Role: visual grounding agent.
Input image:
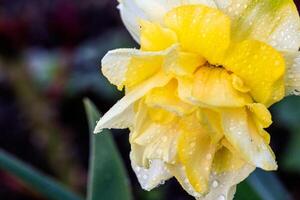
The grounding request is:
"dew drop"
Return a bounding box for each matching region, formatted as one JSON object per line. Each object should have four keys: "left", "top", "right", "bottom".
{"left": 206, "top": 154, "right": 212, "bottom": 160}
{"left": 217, "top": 195, "right": 225, "bottom": 200}
{"left": 212, "top": 180, "right": 219, "bottom": 188}
{"left": 142, "top": 174, "right": 148, "bottom": 180}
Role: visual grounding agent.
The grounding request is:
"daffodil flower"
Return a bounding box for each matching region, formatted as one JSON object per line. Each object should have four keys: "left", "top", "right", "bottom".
{"left": 95, "top": 0, "right": 300, "bottom": 199}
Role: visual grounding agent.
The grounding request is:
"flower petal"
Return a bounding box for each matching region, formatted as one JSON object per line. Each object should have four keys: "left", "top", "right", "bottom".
{"left": 145, "top": 79, "right": 196, "bottom": 115}
{"left": 192, "top": 66, "right": 253, "bottom": 107}
{"left": 178, "top": 114, "right": 217, "bottom": 194}
{"left": 101, "top": 45, "right": 177, "bottom": 90}
{"left": 140, "top": 20, "right": 178, "bottom": 51}
{"left": 131, "top": 156, "right": 172, "bottom": 191}
{"left": 214, "top": 0, "right": 300, "bottom": 51}
{"left": 223, "top": 40, "right": 286, "bottom": 106}
{"left": 164, "top": 5, "right": 231, "bottom": 64}
{"left": 282, "top": 51, "right": 300, "bottom": 95}
{"left": 118, "top": 0, "right": 217, "bottom": 42}
{"left": 220, "top": 107, "right": 277, "bottom": 171}
{"left": 247, "top": 103, "right": 272, "bottom": 128}
{"left": 94, "top": 71, "right": 171, "bottom": 133}
{"left": 200, "top": 164, "right": 255, "bottom": 200}
{"left": 164, "top": 51, "right": 207, "bottom": 77}
{"left": 212, "top": 143, "right": 246, "bottom": 173}
{"left": 132, "top": 121, "right": 181, "bottom": 166}
{"left": 167, "top": 163, "right": 255, "bottom": 200}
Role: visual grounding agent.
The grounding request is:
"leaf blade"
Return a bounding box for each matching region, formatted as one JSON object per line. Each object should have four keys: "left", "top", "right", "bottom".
{"left": 0, "top": 149, "right": 83, "bottom": 200}
{"left": 84, "top": 99, "right": 133, "bottom": 200}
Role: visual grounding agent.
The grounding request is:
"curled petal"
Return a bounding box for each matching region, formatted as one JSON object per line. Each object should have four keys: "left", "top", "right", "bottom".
{"left": 164, "top": 5, "right": 231, "bottom": 64}
{"left": 118, "top": 0, "right": 217, "bottom": 43}
{"left": 247, "top": 103, "right": 272, "bottom": 128}
{"left": 131, "top": 157, "right": 172, "bottom": 191}
{"left": 140, "top": 20, "right": 178, "bottom": 51}
{"left": 223, "top": 40, "right": 286, "bottom": 106}
{"left": 94, "top": 71, "right": 171, "bottom": 133}
{"left": 192, "top": 66, "right": 253, "bottom": 107}
{"left": 145, "top": 80, "right": 196, "bottom": 116}
{"left": 214, "top": 0, "right": 300, "bottom": 51}
{"left": 220, "top": 107, "right": 277, "bottom": 171}
{"left": 101, "top": 45, "right": 177, "bottom": 90}
{"left": 167, "top": 163, "right": 255, "bottom": 200}
{"left": 282, "top": 51, "right": 300, "bottom": 96}
{"left": 177, "top": 114, "right": 217, "bottom": 194}
{"left": 132, "top": 122, "right": 181, "bottom": 166}
{"left": 200, "top": 164, "right": 255, "bottom": 200}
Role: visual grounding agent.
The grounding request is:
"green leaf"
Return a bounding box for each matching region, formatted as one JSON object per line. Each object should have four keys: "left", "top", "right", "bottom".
{"left": 235, "top": 169, "right": 291, "bottom": 200}
{"left": 84, "top": 99, "right": 133, "bottom": 200}
{"left": 0, "top": 149, "right": 83, "bottom": 200}
{"left": 272, "top": 96, "right": 300, "bottom": 172}
{"left": 235, "top": 180, "right": 261, "bottom": 200}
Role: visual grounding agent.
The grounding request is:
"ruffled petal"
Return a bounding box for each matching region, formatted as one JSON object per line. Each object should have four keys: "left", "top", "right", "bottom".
{"left": 214, "top": 0, "right": 300, "bottom": 51}
{"left": 247, "top": 103, "right": 272, "bottom": 128}
{"left": 282, "top": 51, "right": 300, "bottom": 95}
{"left": 132, "top": 121, "right": 181, "bottom": 166}
{"left": 178, "top": 114, "right": 217, "bottom": 194}
{"left": 164, "top": 51, "right": 207, "bottom": 77}
{"left": 192, "top": 66, "right": 253, "bottom": 107}
{"left": 145, "top": 79, "right": 196, "bottom": 115}
{"left": 131, "top": 157, "right": 172, "bottom": 191}
{"left": 212, "top": 143, "right": 245, "bottom": 173}
{"left": 199, "top": 164, "right": 255, "bottom": 200}
{"left": 118, "top": 0, "right": 217, "bottom": 42}
{"left": 94, "top": 71, "right": 171, "bottom": 133}
{"left": 196, "top": 108, "right": 224, "bottom": 144}
{"left": 164, "top": 5, "right": 231, "bottom": 64}
{"left": 220, "top": 107, "right": 277, "bottom": 171}
{"left": 223, "top": 40, "right": 286, "bottom": 106}
{"left": 101, "top": 45, "right": 177, "bottom": 90}
{"left": 167, "top": 163, "right": 255, "bottom": 200}
{"left": 140, "top": 20, "right": 178, "bottom": 51}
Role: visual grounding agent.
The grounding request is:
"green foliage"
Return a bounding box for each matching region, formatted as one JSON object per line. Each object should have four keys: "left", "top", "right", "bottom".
{"left": 235, "top": 169, "right": 291, "bottom": 200}
{"left": 273, "top": 96, "right": 300, "bottom": 171}
{"left": 0, "top": 149, "right": 83, "bottom": 200}
{"left": 84, "top": 99, "right": 133, "bottom": 200}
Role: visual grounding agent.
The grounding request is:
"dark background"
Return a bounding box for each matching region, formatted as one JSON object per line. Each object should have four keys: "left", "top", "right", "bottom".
{"left": 0, "top": 0, "right": 300, "bottom": 199}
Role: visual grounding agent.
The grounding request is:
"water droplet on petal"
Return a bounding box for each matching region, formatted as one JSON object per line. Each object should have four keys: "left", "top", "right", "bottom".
{"left": 217, "top": 195, "right": 225, "bottom": 200}
{"left": 212, "top": 180, "right": 219, "bottom": 188}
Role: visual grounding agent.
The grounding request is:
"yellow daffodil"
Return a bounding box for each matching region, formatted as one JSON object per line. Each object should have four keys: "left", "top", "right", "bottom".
{"left": 95, "top": 0, "right": 300, "bottom": 199}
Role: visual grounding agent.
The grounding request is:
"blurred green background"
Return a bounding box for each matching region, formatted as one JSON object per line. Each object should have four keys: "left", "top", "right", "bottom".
{"left": 0, "top": 0, "right": 300, "bottom": 200}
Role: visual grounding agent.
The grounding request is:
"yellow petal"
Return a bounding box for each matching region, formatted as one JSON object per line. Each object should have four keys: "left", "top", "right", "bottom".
{"left": 192, "top": 66, "right": 253, "bottom": 107}
{"left": 164, "top": 5, "right": 231, "bottom": 64}
{"left": 200, "top": 164, "right": 255, "bottom": 200}
{"left": 196, "top": 108, "right": 224, "bottom": 144}
{"left": 140, "top": 20, "right": 178, "bottom": 51}
{"left": 147, "top": 107, "right": 176, "bottom": 124}
{"left": 94, "top": 71, "right": 171, "bottom": 133}
{"left": 164, "top": 51, "right": 207, "bottom": 77}
{"left": 231, "top": 74, "right": 251, "bottom": 93}
{"left": 223, "top": 40, "right": 286, "bottom": 106}
{"left": 118, "top": 0, "right": 217, "bottom": 43}
{"left": 167, "top": 163, "right": 255, "bottom": 200}
{"left": 247, "top": 103, "right": 272, "bottom": 128}
{"left": 130, "top": 100, "right": 180, "bottom": 166}
{"left": 178, "top": 114, "right": 216, "bottom": 194}
{"left": 145, "top": 79, "right": 196, "bottom": 115}
{"left": 101, "top": 46, "right": 177, "bottom": 90}
{"left": 133, "top": 121, "right": 180, "bottom": 166}
{"left": 220, "top": 107, "right": 277, "bottom": 170}
{"left": 212, "top": 145, "right": 245, "bottom": 173}
{"left": 214, "top": 0, "right": 300, "bottom": 51}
